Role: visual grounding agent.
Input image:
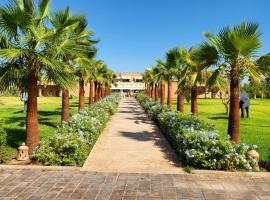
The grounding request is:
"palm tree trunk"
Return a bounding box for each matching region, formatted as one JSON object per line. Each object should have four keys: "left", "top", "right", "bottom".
{"left": 191, "top": 86, "right": 198, "bottom": 116}
{"left": 98, "top": 84, "right": 102, "bottom": 100}
{"left": 100, "top": 85, "right": 103, "bottom": 98}
{"left": 177, "top": 87, "right": 184, "bottom": 112}
{"left": 228, "top": 77, "right": 240, "bottom": 143}
{"left": 161, "top": 82, "right": 165, "bottom": 106}
{"left": 79, "top": 78, "right": 85, "bottom": 111}
{"left": 151, "top": 86, "right": 155, "bottom": 100}
{"left": 144, "top": 83, "right": 147, "bottom": 94}
{"left": 89, "top": 80, "right": 94, "bottom": 105}
{"left": 167, "top": 80, "right": 172, "bottom": 108}
{"left": 103, "top": 86, "right": 106, "bottom": 97}
{"left": 155, "top": 84, "right": 158, "bottom": 101}
{"left": 94, "top": 81, "right": 98, "bottom": 102}
{"left": 26, "top": 72, "right": 40, "bottom": 152}
{"left": 61, "top": 89, "right": 69, "bottom": 123}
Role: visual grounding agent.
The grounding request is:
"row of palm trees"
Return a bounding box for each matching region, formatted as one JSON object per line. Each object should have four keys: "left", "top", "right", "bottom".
{"left": 143, "top": 22, "right": 270, "bottom": 144}
{"left": 0, "top": 0, "right": 115, "bottom": 152}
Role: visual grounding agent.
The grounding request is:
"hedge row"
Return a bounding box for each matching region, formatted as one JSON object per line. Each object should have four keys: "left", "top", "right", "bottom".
{"left": 136, "top": 93, "right": 257, "bottom": 171}
{"left": 32, "top": 94, "right": 120, "bottom": 166}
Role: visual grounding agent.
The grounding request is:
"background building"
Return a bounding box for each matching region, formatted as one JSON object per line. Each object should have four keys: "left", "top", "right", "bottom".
{"left": 111, "top": 72, "right": 144, "bottom": 96}
{"left": 36, "top": 73, "right": 223, "bottom": 99}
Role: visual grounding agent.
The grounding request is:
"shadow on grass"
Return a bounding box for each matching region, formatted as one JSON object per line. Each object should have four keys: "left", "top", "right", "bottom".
{"left": 4, "top": 116, "right": 26, "bottom": 128}
{"left": 38, "top": 110, "right": 61, "bottom": 116}
{"left": 209, "top": 116, "right": 228, "bottom": 120}
{"left": 5, "top": 128, "right": 25, "bottom": 148}
{"left": 39, "top": 119, "right": 58, "bottom": 128}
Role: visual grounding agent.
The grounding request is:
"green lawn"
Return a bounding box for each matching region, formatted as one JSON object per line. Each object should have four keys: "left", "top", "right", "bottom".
{"left": 0, "top": 97, "right": 81, "bottom": 158}
{"left": 171, "top": 98, "right": 270, "bottom": 164}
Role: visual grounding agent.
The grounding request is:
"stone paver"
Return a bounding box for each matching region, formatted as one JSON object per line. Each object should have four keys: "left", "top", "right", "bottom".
{"left": 82, "top": 97, "right": 183, "bottom": 173}
{"left": 0, "top": 168, "right": 269, "bottom": 200}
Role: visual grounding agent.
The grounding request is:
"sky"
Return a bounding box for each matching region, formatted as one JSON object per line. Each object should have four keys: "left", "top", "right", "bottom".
{"left": 2, "top": 0, "right": 270, "bottom": 73}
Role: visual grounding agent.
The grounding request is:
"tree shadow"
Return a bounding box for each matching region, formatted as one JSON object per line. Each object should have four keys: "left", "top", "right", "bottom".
{"left": 5, "top": 128, "right": 25, "bottom": 148}
{"left": 38, "top": 110, "right": 61, "bottom": 116}
{"left": 119, "top": 130, "right": 182, "bottom": 168}
{"left": 4, "top": 116, "right": 26, "bottom": 127}
{"left": 38, "top": 118, "right": 58, "bottom": 128}
{"left": 209, "top": 116, "right": 228, "bottom": 120}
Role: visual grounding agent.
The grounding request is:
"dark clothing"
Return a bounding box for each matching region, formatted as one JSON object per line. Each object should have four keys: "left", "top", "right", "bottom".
{"left": 239, "top": 91, "right": 250, "bottom": 118}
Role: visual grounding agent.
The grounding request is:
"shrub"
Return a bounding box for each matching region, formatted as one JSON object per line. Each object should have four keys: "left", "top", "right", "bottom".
{"left": 136, "top": 93, "right": 257, "bottom": 171}
{"left": 0, "top": 127, "right": 9, "bottom": 163}
{"left": 32, "top": 94, "right": 120, "bottom": 166}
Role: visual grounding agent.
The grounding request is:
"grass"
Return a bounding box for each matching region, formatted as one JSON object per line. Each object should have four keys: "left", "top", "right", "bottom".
{"left": 171, "top": 98, "right": 270, "bottom": 164}
{"left": 0, "top": 96, "right": 82, "bottom": 159}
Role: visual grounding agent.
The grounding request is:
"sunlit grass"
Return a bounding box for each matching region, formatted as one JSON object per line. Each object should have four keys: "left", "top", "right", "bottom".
{"left": 0, "top": 96, "right": 84, "bottom": 158}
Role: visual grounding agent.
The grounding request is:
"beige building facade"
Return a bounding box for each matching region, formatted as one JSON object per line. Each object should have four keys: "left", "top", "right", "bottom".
{"left": 37, "top": 73, "right": 222, "bottom": 99}
{"left": 111, "top": 72, "right": 144, "bottom": 96}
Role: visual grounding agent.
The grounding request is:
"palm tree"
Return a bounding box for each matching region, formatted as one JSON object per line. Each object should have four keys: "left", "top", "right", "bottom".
{"left": 155, "top": 64, "right": 166, "bottom": 106}
{"left": 103, "top": 69, "right": 116, "bottom": 97}
{"left": 88, "top": 60, "right": 104, "bottom": 105}
{"left": 74, "top": 56, "right": 96, "bottom": 111}
{"left": 203, "top": 22, "right": 262, "bottom": 143}
{"left": 178, "top": 45, "right": 217, "bottom": 116}
{"left": 94, "top": 61, "right": 112, "bottom": 100}
{"left": 50, "top": 8, "right": 94, "bottom": 123}
{"left": 142, "top": 69, "right": 155, "bottom": 99}
{"left": 156, "top": 51, "right": 178, "bottom": 109}
{"left": 0, "top": 0, "right": 77, "bottom": 151}
{"left": 173, "top": 48, "right": 188, "bottom": 112}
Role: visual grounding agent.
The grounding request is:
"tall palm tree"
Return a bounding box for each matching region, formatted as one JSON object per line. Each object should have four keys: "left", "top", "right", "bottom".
{"left": 50, "top": 8, "right": 94, "bottom": 123}
{"left": 74, "top": 56, "right": 96, "bottom": 111}
{"left": 142, "top": 69, "right": 155, "bottom": 99}
{"left": 152, "top": 62, "right": 167, "bottom": 106}
{"left": 103, "top": 69, "right": 116, "bottom": 97}
{"left": 156, "top": 51, "right": 178, "bottom": 109}
{"left": 203, "top": 22, "right": 262, "bottom": 143}
{"left": 0, "top": 0, "right": 77, "bottom": 151}
{"left": 179, "top": 45, "right": 217, "bottom": 116}
{"left": 174, "top": 48, "right": 188, "bottom": 112}
{"left": 95, "top": 61, "right": 109, "bottom": 101}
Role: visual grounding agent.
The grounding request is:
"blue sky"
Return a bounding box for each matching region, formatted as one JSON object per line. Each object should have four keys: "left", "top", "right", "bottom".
{"left": 2, "top": 0, "right": 270, "bottom": 72}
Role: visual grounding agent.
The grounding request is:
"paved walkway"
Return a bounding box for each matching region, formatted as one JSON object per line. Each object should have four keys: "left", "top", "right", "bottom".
{"left": 0, "top": 168, "right": 270, "bottom": 200}
{"left": 82, "top": 97, "right": 183, "bottom": 174}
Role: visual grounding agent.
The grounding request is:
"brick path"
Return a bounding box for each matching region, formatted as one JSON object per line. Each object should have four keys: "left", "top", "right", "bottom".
{"left": 0, "top": 168, "right": 270, "bottom": 200}
{"left": 82, "top": 97, "right": 183, "bottom": 173}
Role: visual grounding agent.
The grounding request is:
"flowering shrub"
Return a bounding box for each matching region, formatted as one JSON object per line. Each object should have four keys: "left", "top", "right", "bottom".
{"left": 32, "top": 94, "right": 120, "bottom": 166}
{"left": 136, "top": 93, "right": 257, "bottom": 171}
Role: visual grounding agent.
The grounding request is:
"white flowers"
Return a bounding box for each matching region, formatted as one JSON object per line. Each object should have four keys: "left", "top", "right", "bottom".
{"left": 33, "top": 94, "right": 120, "bottom": 166}
{"left": 136, "top": 93, "right": 258, "bottom": 172}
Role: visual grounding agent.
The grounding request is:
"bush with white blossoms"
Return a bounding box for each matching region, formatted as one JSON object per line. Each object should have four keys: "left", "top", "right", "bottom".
{"left": 32, "top": 94, "right": 120, "bottom": 166}
{"left": 136, "top": 93, "right": 257, "bottom": 171}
